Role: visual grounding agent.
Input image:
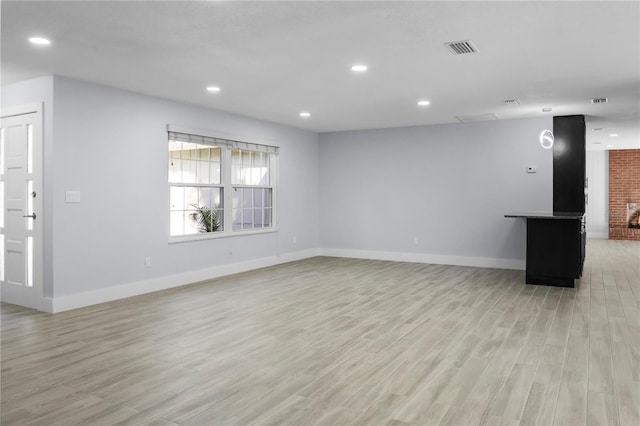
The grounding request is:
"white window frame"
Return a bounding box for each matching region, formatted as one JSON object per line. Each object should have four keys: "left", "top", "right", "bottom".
{"left": 168, "top": 125, "right": 278, "bottom": 243}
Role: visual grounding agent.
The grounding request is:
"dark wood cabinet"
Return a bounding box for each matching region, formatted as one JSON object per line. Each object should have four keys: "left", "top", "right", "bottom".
{"left": 553, "top": 115, "right": 586, "bottom": 214}
{"left": 526, "top": 216, "right": 585, "bottom": 287}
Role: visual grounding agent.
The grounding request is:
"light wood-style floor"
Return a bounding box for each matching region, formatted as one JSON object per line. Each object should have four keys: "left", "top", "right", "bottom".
{"left": 1, "top": 239, "right": 639, "bottom": 426}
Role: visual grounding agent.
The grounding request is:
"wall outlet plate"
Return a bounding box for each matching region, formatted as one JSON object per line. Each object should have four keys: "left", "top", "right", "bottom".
{"left": 526, "top": 166, "right": 537, "bottom": 174}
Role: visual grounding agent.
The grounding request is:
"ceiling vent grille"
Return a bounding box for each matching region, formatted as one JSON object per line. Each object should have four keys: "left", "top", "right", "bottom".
{"left": 444, "top": 40, "right": 478, "bottom": 55}
{"left": 591, "top": 97, "right": 608, "bottom": 104}
{"left": 504, "top": 99, "right": 520, "bottom": 105}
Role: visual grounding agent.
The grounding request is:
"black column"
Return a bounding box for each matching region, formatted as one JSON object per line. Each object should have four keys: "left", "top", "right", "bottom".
{"left": 553, "top": 115, "right": 586, "bottom": 213}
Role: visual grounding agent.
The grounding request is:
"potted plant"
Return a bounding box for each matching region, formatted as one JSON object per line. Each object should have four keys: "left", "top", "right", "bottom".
{"left": 189, "top": 204, "right": 221, "bottom": 233}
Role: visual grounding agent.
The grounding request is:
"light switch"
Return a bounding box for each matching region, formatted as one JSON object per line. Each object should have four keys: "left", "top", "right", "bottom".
{"left": 65, "top": 191, "right": 81, "bottom": 203}
{"left": 526, "top": 166, "right": 537, "bottom": 174}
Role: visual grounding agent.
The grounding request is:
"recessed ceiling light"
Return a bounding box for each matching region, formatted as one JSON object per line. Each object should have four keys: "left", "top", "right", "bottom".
{"left": 299, "top": 112, "right": 311, "bottom": 118}
{"left": 610, "top": 133, "right": 618, "bottom": 137}
{"left": 351, "top": 64, "right": 368, "bottom": 73}
{"left": 542, "top": 107, "right": 552, "bottom": 112}
{"left": 28, "top": 37, "right": 51, "bottom": 45}
{"left": 206, "top": 86, "right": 221, "bottom": 93}
{"left": 606, "top": 144, "right": 614, "bottom": 148}
{"left": 417, "top": 100, "right": 430, "bottom": 107}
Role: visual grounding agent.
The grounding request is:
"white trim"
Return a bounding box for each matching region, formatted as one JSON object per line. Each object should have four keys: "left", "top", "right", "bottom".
{"left": 587, "top": 233, "right": 609, "bottom": 239}
{"left": 42, "top": 247, "right": 528, "bottom": 314}
{"left": 318, "top": 248, "right": 526, "bottom": 270}
{"left": 169, "top": 228, "right": 278, "bottom": 244}
{"left": 45, "top": 248, "right": 319, "bottom": 313}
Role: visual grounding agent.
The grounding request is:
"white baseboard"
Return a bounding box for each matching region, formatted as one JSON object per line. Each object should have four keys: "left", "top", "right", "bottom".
{"left": 587, "top": 232, "right": 609, "bottom": 239}
{"left": 42, "top": 247, "right": 525, "bottom": 314}
{"left": 318, "top": 248, "right": 526, "bottom": 271}
{"left": 46, "top": 249, "right": 319, "bottom": 313}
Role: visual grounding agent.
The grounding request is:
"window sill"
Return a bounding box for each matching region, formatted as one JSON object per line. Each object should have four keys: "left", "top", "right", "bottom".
{"left": 169, "top": 228, "right": 278, "bottom": 244}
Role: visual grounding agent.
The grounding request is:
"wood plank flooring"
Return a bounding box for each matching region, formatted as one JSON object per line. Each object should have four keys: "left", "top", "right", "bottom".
{"left": 1, "top": 239, "right": 639, "bottom": 425}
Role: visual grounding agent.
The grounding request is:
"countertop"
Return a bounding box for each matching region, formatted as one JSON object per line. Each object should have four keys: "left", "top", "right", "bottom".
{"left": 504, "top": 211, "right": 585, "bottom": 220}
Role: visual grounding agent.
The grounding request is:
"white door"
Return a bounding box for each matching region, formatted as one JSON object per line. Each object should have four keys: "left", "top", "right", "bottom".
{"left": 1, "top": 104, "right": 44, "bottom": 310}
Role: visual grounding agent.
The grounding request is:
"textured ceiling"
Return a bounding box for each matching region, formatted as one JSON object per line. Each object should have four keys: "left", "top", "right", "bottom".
{"left": 2, "top": 1, "right": 639, "bottom": 149}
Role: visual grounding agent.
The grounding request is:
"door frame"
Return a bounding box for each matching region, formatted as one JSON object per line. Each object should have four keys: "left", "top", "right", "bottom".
{"left": 1, "top": 102, "right": 45, "bottom": 311}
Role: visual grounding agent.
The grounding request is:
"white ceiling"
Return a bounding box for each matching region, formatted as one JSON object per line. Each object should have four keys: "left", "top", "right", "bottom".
{"left": 2, "top": 1, "right": 639, "bottom": 150}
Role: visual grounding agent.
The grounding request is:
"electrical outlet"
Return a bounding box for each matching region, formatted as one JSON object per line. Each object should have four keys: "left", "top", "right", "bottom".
{"left": 292, "top": 236, "right": 297, "bottom": 244}
{"left": 145, "top": 256, "right": 151, "bottom": 268}
{"left": 526, "top": 166, "right": 537, "bottom": 174}
{"left": 413, "top": 236, "right": 419, "bottom": 245}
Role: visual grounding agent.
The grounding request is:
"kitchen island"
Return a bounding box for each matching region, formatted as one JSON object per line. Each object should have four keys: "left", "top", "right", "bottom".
{"left": 505, "top": 212, "right": 585, "bottom": 287}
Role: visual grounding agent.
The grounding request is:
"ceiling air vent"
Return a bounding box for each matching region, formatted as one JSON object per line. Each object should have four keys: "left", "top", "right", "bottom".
{"left": 591, "top": 97, "right": 608, "bottom": 104}
{"left": 504, "top": 99, "right": 520, "bottom": 105}
{"left": 444, "top": 40, "right": 478, "bottom": 55}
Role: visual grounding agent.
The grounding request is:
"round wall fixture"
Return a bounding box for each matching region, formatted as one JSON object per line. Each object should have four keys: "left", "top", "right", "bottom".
{"left": 539, "top": 129, "right": 554, "bottom": 149}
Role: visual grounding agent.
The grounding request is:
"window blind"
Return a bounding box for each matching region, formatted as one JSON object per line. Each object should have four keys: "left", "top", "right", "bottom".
{"left": 168, "top": 128, "right": 279, "bottom": 154}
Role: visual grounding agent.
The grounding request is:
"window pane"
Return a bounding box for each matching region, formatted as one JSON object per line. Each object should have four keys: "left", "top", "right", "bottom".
{"left": 168, "top": 156, "right": 182, "bottom": 183}
{"left": 242, "top": 188, "right": 253, "bottom": 208}
{"left": 182, "top": 142, "right": 198, "bottom": 151}
{"left": 170, "top": 186, "right": 185, "bottom": 211}
{"left": 232, "top": 149, "right": 241, "bottom": 165}
{"left": 264, "top": 208, "right": 272, "bottom": 227}
{"left": 182, "top": 160, "right": 196, "bottom": 183}
{"left": 199, "top": 187, "right": 212, "bottom": 208}
{"left": 232, "top": 187, "right": 241, "bottom": 210}
{"left": 210, "top": 163, "right": 221, "bottom": 185}
{"left": 170, "top": 211, "right": 185, "bottom": 236}
{"left": 254, "top": 188, "right": 263, "bottom": 207}
{"left": 243, "top": 209, "right": 253, "bottom": 229}
{"left": 260, "top": 167, "right": 270, "bottom": 185}
{"left": 215, "top": 207, "right": 224, "bottom": 231}
{"left": 185, "top": 207, "right": 198, "bottom": 234}
{"left": 232, "top": 205, "right": 242, "bottom": 230}
{"left": 26, "top": 236, "right": 33, "bottom": 287}
{"left": 27, "top": 125, "right": 33, "bottom": 174}
{"left": 211, "top": 147, "right": 221, "bottom": 162}
{"left": 254, "top": 208, "right": 263, "bottom": 228}
{"left": 27, "top": 181, "right": 33, "bottom": 231}
{"left": 265, "top": 189, "right": 272, "bottom": 207}
{"left": 231, "top": 164, "right": 241, "bottom": 185}
{"left": 197, "top": 159, "right": 210, "bottom": 184}
{"left": 254, "top": 152, "right": 266, "bottom": 167}
{"left": 215, "top": 188, "right": 223, "bottom": 209}
{"left": 185, "top": 187, "right": 198, "bottom": 209}
{"left": 242, "top": 150, "right": 251, "bottom": 167}
{"left": 188, "top": 204, "right": 221, "bottom": 233}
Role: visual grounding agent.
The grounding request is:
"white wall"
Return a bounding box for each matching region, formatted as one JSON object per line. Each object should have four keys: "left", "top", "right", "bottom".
{"left": 2, "top": 75, "right": 558, "bottom": 310}
{"left": 585, "top": 150, "right": 609, "bottom": 238}
{"left": 319, "top": 118, "right": 553, "bottom": 267}
{"left": 4, "top": 76, "right": 320, "bottom": 304}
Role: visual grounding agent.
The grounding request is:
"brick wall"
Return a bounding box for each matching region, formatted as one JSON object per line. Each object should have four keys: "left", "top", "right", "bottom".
{"left": 609, "top": 149, "right": 640, "bottom": 240}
